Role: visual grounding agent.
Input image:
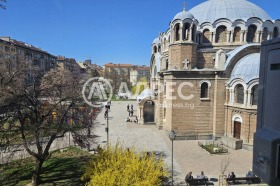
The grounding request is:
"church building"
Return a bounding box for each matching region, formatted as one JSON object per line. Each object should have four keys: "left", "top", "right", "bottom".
{"left": 141, "top": 0, "right": 279, "bottom": 149}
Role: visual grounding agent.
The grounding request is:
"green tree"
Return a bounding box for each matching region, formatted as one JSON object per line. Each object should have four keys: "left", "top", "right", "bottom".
{"left": 131, "top": 76, "right": 148, "bottom": 95}
{"left": 82, "top": 144, "right": 168, "bottom": 186}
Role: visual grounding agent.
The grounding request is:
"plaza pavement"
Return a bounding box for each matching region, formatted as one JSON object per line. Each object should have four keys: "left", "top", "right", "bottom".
{"left": 91, "top": 101, "right": 256, "bottom": 186}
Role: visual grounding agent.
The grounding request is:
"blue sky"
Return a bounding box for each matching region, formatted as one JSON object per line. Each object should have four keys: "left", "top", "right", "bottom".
{"left": 1, "top": 0, "right": 279, "bottom": 66}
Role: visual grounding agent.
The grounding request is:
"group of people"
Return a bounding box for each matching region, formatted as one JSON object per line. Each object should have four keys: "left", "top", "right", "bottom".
{"left": 127, "top": 104, "right": 134, "bottom": 117}
{"left": 185, "top": 171, "right": 207, "bottom": 185}
{"left": 125, "top": 104, "right": 138, "bottom": 123}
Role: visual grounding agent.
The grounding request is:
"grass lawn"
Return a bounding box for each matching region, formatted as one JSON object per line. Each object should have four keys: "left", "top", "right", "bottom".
{"left": 0, "top": 146, "right": 93, "bottom": 186}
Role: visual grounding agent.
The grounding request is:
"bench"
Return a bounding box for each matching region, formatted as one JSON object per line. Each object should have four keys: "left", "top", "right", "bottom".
{"left": 226, "top": 177, "right": 261, "bottom": 185}
{"left": 186, "top": 178, "right": 208, "bottom": 185}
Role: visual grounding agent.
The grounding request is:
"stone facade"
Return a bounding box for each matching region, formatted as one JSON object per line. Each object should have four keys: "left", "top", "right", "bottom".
{"left": 146, "top": 0, "right": 279, "bottom": 148}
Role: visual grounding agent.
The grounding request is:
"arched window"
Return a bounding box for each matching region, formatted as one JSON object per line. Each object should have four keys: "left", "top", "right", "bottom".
{"left": 273, "top": 27, "right": 279, "bottom": 38}
{"left": 251, "top": 85, "right": 258, "bottom": 105}
{"left": 174, "top": 24, "right": 180, "bottom": 41}
{"left": 158, "top": 45, "right": 161, "bottom": 53}
{"left": 183, "top": 23, "right": 190, "bottom": 40}
{"left": 203, "top": 29, "right": 211, "bottom": 43}
{"left": 153, "top": 46, "right": 157, "bottom": 54}
{"left": 233, "top": 27, "right": 241, "bottom": 42}
{"left": 235, "top": 84, "right": 244, "bottom": 104}
{"left": 166, "top": 59, "right": 169, "bottom": 70}
{"left": 247, "top": 25, "right": 257, "bottom": 42}
{"left": 215, "top": 25, "right": 227, "bottom": 43}
{"left": 262, "top": 27, "right": 268, "bottom": 41}
{"left": 200, "top": 82, "right": 209, "bottom": 98}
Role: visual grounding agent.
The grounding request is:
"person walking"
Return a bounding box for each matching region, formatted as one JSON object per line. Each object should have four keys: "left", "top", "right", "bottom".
{"left": 131, "top": 104, "right": 133, "bottom": 111}
{"left": 127, "top": 104, "right": 130, "bottom": 111}
{"left": 131, "top": 109, "right": 134, "bottom": 117}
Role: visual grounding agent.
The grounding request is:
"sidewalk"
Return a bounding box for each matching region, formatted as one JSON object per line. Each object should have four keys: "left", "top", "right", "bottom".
{"left": 91, "top": 101, "right": 258, "bottom": 185}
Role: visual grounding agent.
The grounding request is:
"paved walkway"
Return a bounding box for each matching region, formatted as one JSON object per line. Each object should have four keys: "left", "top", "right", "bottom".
{"left": 91, "top": 101, "right": 255, "bottom": 185}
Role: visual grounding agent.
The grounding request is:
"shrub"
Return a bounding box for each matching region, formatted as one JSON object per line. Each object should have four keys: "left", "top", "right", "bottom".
{"left": 82, "top": 144, "right": 168, "bottom": 186}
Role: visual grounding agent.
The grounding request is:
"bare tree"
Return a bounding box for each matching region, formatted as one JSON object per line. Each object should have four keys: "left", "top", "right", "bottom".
{"left": 220, "top": 157, "right": 231, "bottom": 175}
{"left": 0, "top": 63, "right": 95, "bottom": 185}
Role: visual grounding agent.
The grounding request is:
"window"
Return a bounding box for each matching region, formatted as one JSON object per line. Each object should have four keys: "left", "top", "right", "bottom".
{"left": 200, "top": 82, "right": 209, "bottom": 98}
{"left": 203, "top": 29, "right": 211, "bottom": 43}
{"left": 233, "top": 27, "right": 241, "bottom": 42}
{"left": 164, "top": 108, "right": 166, "bottom": 119}
{"left": 166, "top": 59, "right": 169, "bottom": 70}
{"left": 183, "top": 23, "right": 190, "bottom": 40}
{"left": 247, "top": 25, "right": 257, "bottom": 42}
{"left": 174, "top": 24, "right": 180, "bottom": 41}
{"left": 216, "top": 25, "right": 227, "bottom": 43}
{"left": 251, "top": 85, "right": 258, "bottom": 105}
{"left": 235, "top": 84, "right": 244, "bottom": 104}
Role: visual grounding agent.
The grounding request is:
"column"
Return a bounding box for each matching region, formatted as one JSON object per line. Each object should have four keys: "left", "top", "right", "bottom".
{"left": 226, "top": 31, "right": 230, "bottom": 43}
{"left": 247, "top": 90, "right": 252, "bottom": 106}
{"left": 230, "top": 31, "right": 234, "bottom": 43}
{"left": 256, "top": 31, "right": 261, "bottom": 43}
{"left": 200, "top": 33, "right": 203, "bottom": 44}
{"left": 179, "top": 26, "right": 183, "bottom": 41}
{"left": 188, "top": 25, "right": 193, "bottom": 42}
{"left": 240, "top": 31, "right": 244, "bottom": 42}
{"left": 260, "top": 31, "right": 263, "bottom": 42}
{"left": 244, "top": 31, "right": 248, "bottom": 42}
{"left": 213, "top": 32, "right": 216, "bottom": 43}
{"left": 229, "top": 88, "right": 234, "bottom": 103}
{"left": 243, "top": 90, "right": 248, "bottom": 106}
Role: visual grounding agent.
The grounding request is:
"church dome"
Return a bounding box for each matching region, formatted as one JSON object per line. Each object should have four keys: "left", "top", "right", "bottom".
{"left": 229, "top": 53, "right": 260, "bottom": 83}
{"left": 189, "top": 0, "right": 272, "bottom": 23}
{"left": 152, "top": 37, "right": 160, "bottom": 44}
{"left": 172, "top": 10, "right": 194, "bottom": 22}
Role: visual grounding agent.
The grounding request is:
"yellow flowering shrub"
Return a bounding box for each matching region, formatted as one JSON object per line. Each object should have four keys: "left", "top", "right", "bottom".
{"left": 82, "top": 144, "right": 168, "bottom": 186}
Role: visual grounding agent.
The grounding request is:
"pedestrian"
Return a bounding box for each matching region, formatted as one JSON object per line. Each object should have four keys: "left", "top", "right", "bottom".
{"left": 131, "top": 104, "right": 133, "bottom": 111}
{"left": 185, "top": 171, "right": 193, "bottom": 186}
{"left": 131, "top": 109, "right": 134, "bottom": 117}
{"left": 128, "top": 109, "right": 131, "bottom": 117}
{"left": 134, "top": 116, "right": 138, "bottom": 123}
{"left": 127, "top": 104, "right": 130, "bottom": 111}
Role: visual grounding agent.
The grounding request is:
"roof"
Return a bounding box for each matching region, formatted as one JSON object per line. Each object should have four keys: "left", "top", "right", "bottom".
{"left": 104, "top": 63, "right": 133, "bottom": 67}
{"left": 189, "top": 0, "right": 272, "bottom": 23}
{"left": 137, "top": 89, "right": 154, "bottom": 101}
{"left": 172, "top": 10, "right": 194, "bottom": 22}
{"left": 152, "top": 37, "right": 160, "bottom": 44}
{"left": 228, "top": 53, "right": 260, "bottom": 84}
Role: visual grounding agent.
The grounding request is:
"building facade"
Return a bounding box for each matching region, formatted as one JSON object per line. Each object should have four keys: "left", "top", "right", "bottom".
{"left": 146, "top": 0, "right": 279, "bottom": 149}
{"left": 130, "top": 65, "right": 150, "bottom": 85}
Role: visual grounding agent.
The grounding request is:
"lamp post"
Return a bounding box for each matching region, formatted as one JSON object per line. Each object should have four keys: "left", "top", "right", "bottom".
{"left": 169, "top": 130, "right": 176, "bottom": 186}
{"left": 105, "top": 104, "right": 109, "bottom": 146}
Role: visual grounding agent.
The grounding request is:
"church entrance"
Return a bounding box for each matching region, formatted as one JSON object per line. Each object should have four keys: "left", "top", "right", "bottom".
{"left": 233, "top": 121, "right": 241, "bottom": 139}
{"left": 143, "top": 101, "right": 154, "bottom": 123}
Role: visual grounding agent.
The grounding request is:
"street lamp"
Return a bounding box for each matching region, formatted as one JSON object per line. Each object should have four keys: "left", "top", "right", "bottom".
{"left": 169, "top": 130, "right": 176, "bottom": 186}
{"left": 105, "top": 104, "right": 109, "bottom": 146}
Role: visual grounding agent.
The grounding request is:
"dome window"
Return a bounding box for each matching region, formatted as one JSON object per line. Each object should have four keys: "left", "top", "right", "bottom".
{"left": 200, "top": 82, "right": 209, "bottom": 98}
{"left": 247, "top": 25, "right": 257, "bottom": 43}
{"left": 174, "top": 24, "right": 180, "bottom": 41}
{"left": 233, "top": 27, "right": 241, "bottom": 43}
{"left": 251, "top": 85, "right": 258, "bottom": 105}
{"left": 215, "top": 26, "right": 227, "bottom": 43}
{"left": 153, "top": 46, "right": 157, "bottom": 54}
{"left": 235, "top": 84, "right": 244, "bottom": 104}
{"left": 203, "top": 29, "right": 211, "bottom": 43}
